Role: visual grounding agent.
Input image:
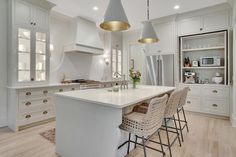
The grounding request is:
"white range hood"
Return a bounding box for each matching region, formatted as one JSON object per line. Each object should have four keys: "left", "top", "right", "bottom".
{"left": 64, "top": 17, "right": 104, "bottom": 55}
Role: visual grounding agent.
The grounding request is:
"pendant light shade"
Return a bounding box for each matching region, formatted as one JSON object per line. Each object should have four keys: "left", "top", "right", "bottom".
{"left": 138, "top": 21, "right": 159, "bottom": 43}
{"left": 100, "top": 0, "right": 130, "bottom": 32}
{"left": 138, "top": 0, "right": 159, "bottom": 44}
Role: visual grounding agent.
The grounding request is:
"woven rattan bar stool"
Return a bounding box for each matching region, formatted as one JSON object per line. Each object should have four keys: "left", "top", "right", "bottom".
{"left": 176, "top": 87, "right": 189, "bottom": 142}
{"left": 161, "top": 89, "right": 183, "bottom": 157}
{"left": 119, "top": 95, "right": 168, "bottom": 157}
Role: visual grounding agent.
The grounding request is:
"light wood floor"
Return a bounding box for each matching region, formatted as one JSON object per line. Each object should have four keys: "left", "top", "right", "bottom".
{"left": 0, "top": 112, "right": 236, "bottom": 157}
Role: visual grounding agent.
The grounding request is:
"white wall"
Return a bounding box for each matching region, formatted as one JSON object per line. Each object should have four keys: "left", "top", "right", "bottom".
{"left": 50, "top": 13, "right": 112, "bottom": 83}
{"left": 0, "top": 0, "right": 8, "bottom": 127}
{"left": 230, "top": 0, "right": 236, "bottom": 126}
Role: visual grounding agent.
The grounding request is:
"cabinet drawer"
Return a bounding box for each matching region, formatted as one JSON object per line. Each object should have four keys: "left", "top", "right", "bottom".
{"left": 19, "top": 97, "right": 53, "bottom": 112}
{"left": 202, "top": 87, "right": 229, "bottom": 98}
{"left": 19, "top": 89, "right": 53, "bottom": 99}
{"left": 203, "top": 99, "right": 229, "bottom": 116}
{"left": 54, "top": 87, "right": 79, "bottom": 93}
{"left": 18, "top": 107, "right": 55, "bottom": 126}
{"left": 184, "top": 96, "right": 201, "bottom": 111}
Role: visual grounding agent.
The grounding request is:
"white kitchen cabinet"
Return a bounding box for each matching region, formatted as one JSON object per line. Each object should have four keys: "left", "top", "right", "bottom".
{"left": 178, "top": 16, "right": 203, "bottom": 36}
{"left": 203, "top": 11, "right": 229, "bottom": 32}
{"left": 147, "top": 22, "right": 176, "bottom": 55}
{"left": 179, "top": 84, "right": 230, "bottom": 117}
{"left": 15, "top": 0, "right": 49, "bottom": 30}
{"left": 8, "top": 0, "right": 53, "bottom": 86}
{"left": 177, "top": 10, "right": 230, "bottom": 36}
{"left": 15, "top": 0, "right": 32, "bottom": 27}
{"left": 33, "top": 6, "right": 49, "bottom": 30}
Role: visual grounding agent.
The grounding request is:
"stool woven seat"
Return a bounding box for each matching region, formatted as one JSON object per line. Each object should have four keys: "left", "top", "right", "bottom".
{"left": 119, "top": 94, "right": 168, "bottom": 157}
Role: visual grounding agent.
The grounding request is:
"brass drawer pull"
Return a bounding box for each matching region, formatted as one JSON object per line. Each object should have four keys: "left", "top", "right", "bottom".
{"left": 71, "top": 88, "right": 75, "bottom": 91}
{"left": 212, "top": 90, "right": 218, "bottom": 93}
{"left": 26, "top": 92, "right": 31, "bottom": 96}
{"left": 43, "top": 90, "right": 48, "bottom": 94}
{"left": 187, "top": 101, "right": 191, "bottom": 104}
{"left": 212, "top": 104, "right": 218, "bottom": 107}
{"left": 25, "top": 114, "right": 31, "bottom": 119}
{"left": 25, "top": 102, "right": 31, "bottom": 106}
{"left": 43, "top": 99, "right": 48, "bottom": 103}
{"left": 59, "top": 89, "right": 63, "bottom": 92}
{"left": 43, "top": 111, "right": 48, "bottom": 115}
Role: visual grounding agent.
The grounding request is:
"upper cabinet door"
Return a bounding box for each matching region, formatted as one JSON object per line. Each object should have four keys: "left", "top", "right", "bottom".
{"left": 32, "top": 6, "right": 49, "bottom": 30}
{"left": 148, "top": 22, "right": 176, "bottom": 55}
{"left": 203, "top": 11, "right": 229, "bottom": 32}
{"left": 178, "top": 16, "right": 203, "bottom": 36}
{"left": 15, "top": 0, "right": 32, "bottom": 26}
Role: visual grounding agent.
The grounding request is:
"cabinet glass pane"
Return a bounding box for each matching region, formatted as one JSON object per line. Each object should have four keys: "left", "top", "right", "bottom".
{"left": 36, "top": 54, "right": 46, "bottom": 81}
{"left": 36, "top": 71, "right": 46, "bottom": 81}
{"left": 18, "top": 28, "right": 31, "bottom": 82}
{"left": 18, "top": 71, "right": 30, "bottom": 82}
{"left": 36, "top": 32, "right": 46, "bottom": 54}
{"left": 18, "top": 28, "right": 30, "bottom": 52}
{"left": 35, "top": 32, "right": 47, "bottom": 81}
{"left": 18, "top": 53, "right": 30, "bottom": 70}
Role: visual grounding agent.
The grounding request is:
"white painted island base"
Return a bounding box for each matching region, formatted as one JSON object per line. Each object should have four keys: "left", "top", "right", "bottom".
{"left": 54, "top": 85, "right": 175, "bottom": 157}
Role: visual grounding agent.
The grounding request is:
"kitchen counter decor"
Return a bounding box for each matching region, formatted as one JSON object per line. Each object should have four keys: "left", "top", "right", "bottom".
{"left": 129, "top": 68, "right": 141, "bottom": 88}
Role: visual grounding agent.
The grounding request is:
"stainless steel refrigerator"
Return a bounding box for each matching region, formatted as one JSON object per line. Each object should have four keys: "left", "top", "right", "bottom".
{"left": 146, "top": 54, "right": 175, "bottom": 86}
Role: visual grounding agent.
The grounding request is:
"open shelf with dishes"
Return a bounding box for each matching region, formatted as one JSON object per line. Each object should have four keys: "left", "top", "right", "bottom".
{"left": 179, "top": 30, "right": 230, "bottom": 85}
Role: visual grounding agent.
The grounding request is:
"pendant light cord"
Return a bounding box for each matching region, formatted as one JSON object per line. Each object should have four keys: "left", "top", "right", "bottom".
{"left": 147, "top": 0, "right": 150, "bottom": 20}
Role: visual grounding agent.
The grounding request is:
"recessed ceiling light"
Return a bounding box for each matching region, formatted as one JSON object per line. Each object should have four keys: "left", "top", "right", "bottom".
{"left": 93, "top": 6, "right": 99, "bottom": 11}
{"left": 174, "top": 5, "right": 180, "bottom": 10}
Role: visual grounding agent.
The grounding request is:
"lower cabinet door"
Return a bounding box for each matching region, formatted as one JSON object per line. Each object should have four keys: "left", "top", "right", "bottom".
{"left": 18, "top": 106, "right": 55, "bottom": 126}
{"left": 203, "top": 98, "right": 229, "bottom": 116}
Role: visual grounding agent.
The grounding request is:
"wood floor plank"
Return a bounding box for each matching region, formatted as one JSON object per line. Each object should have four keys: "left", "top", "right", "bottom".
{"left": 0, "top": 112, "right": 235, "bottom": 157}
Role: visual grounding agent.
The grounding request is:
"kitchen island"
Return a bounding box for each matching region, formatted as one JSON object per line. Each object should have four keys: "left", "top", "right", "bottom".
{"left": 54, "top": 85, "right": 175, "bottom": 157}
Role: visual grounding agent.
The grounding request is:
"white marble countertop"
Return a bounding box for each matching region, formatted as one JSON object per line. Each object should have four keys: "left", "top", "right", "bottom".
{"left": 55, "top": 85, "right": 175, "bottom": 108}
{"left": 7, "top": 83, "right": 82, "bottom": 90}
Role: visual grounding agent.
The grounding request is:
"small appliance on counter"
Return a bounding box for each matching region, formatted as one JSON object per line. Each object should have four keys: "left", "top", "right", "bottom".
{"left": 184, "top": 71, "right": 196, "bottom": 84}
{"left": 200, "top": 56, "right": 223, "bottom": 67}
{"left": 192, "top": 60, "right": 199, "bottom": 67}
{"left": 212, "top": 72, "right": 223, "bottom": 84}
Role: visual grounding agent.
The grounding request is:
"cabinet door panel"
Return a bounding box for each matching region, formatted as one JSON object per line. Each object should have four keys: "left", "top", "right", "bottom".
{"left": 33, "top": 6, "right": 49, "bottom": 30}
{"left": 178, "top": 17, "right": 203, "bottom": 36}
{"left": 15, "top": 0, "right": 32, "bottom": 26}
{"left": 148, "top": 22, "right": 175, "bottom": 54}
{"left": 203, "top": 11, "right": 229, "bottom": 32}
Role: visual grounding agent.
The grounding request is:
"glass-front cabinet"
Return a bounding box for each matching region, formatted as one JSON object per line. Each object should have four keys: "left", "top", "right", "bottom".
{"left": 17, "top": 28, "right": 49, "bottom": 83}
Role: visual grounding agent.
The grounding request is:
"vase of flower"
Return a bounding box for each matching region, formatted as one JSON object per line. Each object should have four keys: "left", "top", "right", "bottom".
{"left": 129, "top": 68, "right": 141, "bottom": 89}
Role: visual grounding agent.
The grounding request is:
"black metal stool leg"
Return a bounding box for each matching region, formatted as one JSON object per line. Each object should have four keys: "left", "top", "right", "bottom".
{"left": 142, "top": 136, "right": 147, "bottom": 157}
{"left": 182, "top": 107, "right": 189, "bottom": 132}
{"left": 164, "top": 118, "right": 172, "bottom": 157}
{"left": 177, "top": 110, "right": 184, "bottom": 142}
{"left": 134, "top": 135, "right": 138, "bottom": 148}
{"left": 127, "top": 133, "right": 131, "bottom": 155}
{"left": 157, "top": 130, "right": 165, "bottom": 156}
{"left": 173, "top": 115, "right": 181, "bottom": 147}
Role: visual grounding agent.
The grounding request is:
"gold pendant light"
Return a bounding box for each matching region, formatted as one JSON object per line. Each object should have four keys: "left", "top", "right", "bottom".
{"left": 100, "top": 0, "right": 130, "bottom": 32}
{"left": 138, "top": 0, "right": 159, "bottom": 43}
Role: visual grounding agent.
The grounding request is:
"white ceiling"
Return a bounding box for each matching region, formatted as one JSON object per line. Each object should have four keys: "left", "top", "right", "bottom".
{"left": 48, "top": 0, "right": 228, "bottom": 29}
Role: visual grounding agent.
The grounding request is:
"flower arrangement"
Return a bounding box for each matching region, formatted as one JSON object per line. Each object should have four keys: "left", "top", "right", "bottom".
{"left": 129, "top": 68, "right": 141, "bottom": 88}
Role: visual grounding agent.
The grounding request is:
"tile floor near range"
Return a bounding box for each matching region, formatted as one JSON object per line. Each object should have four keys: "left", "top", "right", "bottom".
{"left": 0, "top": 112, "right": 235, "bottom": 157}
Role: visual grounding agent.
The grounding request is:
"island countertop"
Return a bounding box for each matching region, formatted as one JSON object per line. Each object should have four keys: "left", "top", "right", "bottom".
{"left": 54, "top": 85, "right": 175, "bottom": 108}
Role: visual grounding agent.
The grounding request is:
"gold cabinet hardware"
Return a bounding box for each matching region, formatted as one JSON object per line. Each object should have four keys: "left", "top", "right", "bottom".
{"left": 212, "top": 104, "right": 218, "bottom": 107}
{"left": 43, "top": 99, "right": 48, "bottom": 103}
{"left": 212, "top": 90, "right": 218, "bottom": 93}
{"left": 25, "top": 114, "right": 31, "bottom": 119}
{"left": 26, "top": 92, "right": 31, "bottom": 96}
{"left": 43, "top": 111, "right": 48, "bottom": 115}
{"left": 25, "top": 102, "right": 31, "bottom": 106}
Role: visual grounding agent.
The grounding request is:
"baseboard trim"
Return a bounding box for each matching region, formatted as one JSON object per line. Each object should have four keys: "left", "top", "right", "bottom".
{"left": 230, "top": 113, "right": 236, "bottom": 127}
{"left": 0, "top": 117, "right": 7, "bottom": 128}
